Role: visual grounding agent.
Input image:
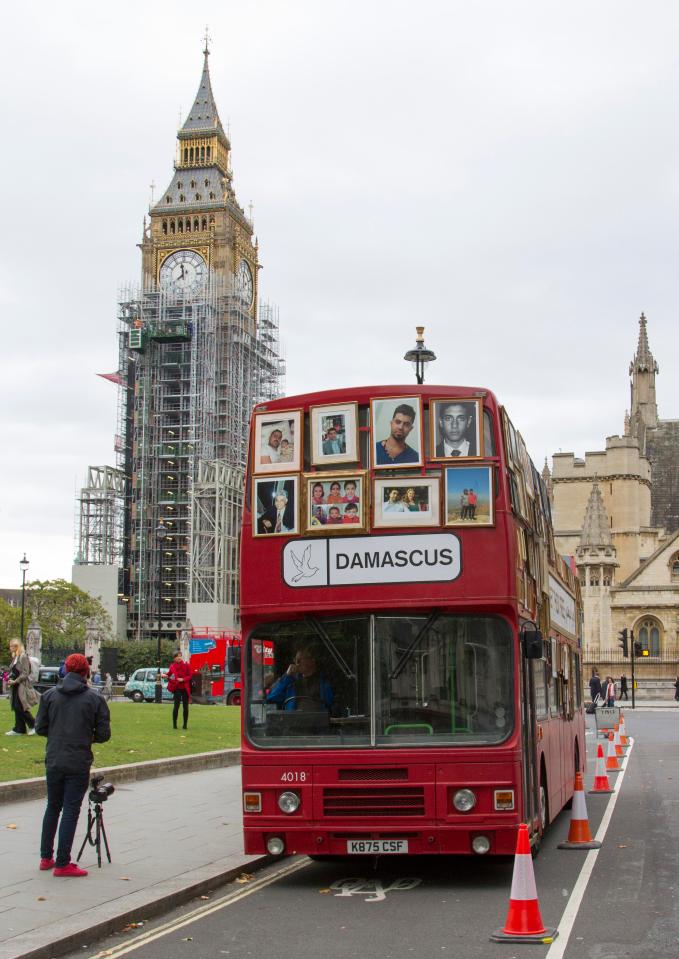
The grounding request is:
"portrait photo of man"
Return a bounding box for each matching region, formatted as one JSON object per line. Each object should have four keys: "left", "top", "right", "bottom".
{"left": 432, "top": 399, "right": 482, "bottom": 459}
{"left": 371, "top": 397, "right": 423, "bottom": 468}
{"left": 254, "top": 478, "right": 298, "bottom": 536}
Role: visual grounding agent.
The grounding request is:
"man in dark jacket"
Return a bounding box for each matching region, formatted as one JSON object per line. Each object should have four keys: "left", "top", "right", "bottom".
{"left": 35, "top": 653, "right": 111, "bottom": 877}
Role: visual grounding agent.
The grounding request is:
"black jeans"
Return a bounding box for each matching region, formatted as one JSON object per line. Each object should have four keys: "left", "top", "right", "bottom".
{"left": 173, "top": 690, "right": 189, "bottom": 728}
{"left": 11, "top": 688, "right": 35, "bottom": 733}
{"left": 40, "top": 768, "right": 90, "bottom": 867}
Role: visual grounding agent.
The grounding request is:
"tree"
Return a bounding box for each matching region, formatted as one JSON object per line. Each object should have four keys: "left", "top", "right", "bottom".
{"left": 0, "top": 599, "right": 22, "bottom": 653}
{"left": 24, "top": 579, "right": 113, "bottom": 653}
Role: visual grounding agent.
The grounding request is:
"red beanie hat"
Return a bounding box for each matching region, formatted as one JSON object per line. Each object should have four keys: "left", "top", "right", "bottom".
{"left": 65, "top": 654, "right": 90, "bottom": 677}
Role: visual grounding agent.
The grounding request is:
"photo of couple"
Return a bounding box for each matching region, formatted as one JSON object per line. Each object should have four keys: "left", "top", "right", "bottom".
{"left": 304, "top": 474, "right": 366, "bottom": 532}
{"left": 444, "top": 467, "right": 493, "bottom": 527}
{"left": 373, "top": 477, "right": 440, "bottom": 528}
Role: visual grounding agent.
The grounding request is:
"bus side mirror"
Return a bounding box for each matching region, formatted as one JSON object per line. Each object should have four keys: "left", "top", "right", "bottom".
{"left": 522, "top": 626, "right": 543, "bottom": 659}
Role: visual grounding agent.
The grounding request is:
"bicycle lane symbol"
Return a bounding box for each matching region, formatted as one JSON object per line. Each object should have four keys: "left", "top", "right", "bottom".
{"left": 329, "top": 877, "right": 422, "bottom": 902}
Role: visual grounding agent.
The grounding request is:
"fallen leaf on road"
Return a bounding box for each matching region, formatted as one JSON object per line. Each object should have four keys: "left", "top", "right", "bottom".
{"left": 618, "top": 844, "right": 628, "bottom": 848}
{"left": 181, "top": 937, "right": 193, "bottom": 941}
{"left": 318, "top": 888, "right": 331, "bottom": 894}
{"left": 119, "top": 876, "right": 132, "bottom": 881}
{"left": 200, "top": 895, "right": 210, "bottom": 900}
{"left": 235, "top": 873, "right": 253, "bottom": 884}
{"left": 5, "top": 824, "right": 17, "bottom": 830}
{"left": 36, "top": 896, "right": 46, "bottom": 901}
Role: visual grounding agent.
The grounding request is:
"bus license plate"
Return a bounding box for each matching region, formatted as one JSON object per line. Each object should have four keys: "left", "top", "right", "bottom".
{"left": 347, "top": 839, "right": 408, "bottom": 854}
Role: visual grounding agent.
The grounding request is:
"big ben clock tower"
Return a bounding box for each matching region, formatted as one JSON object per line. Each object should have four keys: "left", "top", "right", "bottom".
{"left": 141, "top": 39, "right": 258, "bottom": 318}
{"left": 116, "top": 42, "right": 283, "bottom": 641}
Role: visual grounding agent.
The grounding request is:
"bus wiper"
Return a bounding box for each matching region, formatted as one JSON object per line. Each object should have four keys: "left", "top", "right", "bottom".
{"left": 390, "top": 611, "right": 441, "bottom": 680}
{"left": 307, "top": 616, "right": 355, "bottom": 679}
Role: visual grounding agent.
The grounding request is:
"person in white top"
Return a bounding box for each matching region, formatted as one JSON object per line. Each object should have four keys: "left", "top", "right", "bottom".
{"left": 261, "top": 429, "right": 283, "bottom": 465}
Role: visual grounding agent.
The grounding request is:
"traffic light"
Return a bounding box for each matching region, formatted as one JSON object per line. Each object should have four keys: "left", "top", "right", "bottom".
{"left": 618, "top": 627, "right": 628, "bottom": 657}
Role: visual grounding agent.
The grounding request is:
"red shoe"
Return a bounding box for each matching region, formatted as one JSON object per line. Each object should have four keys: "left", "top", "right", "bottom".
{"left": 53, "top": 863, "right": 88, "bottom": 877}
{"left": 39, "top": 858, "right": 55, "bottom": 871}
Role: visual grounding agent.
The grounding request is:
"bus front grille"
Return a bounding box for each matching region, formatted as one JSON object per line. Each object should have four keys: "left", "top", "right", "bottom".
{"left": 323, "top": 787, "right": 425, "bottom": 817}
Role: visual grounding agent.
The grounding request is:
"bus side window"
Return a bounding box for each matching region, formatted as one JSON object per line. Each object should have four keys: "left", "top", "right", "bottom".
{"left": 483, "top": 410, "right": 496, "bottom": 457}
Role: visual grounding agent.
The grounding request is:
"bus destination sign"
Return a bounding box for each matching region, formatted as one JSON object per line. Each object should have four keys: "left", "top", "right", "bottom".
{"left": 283, "top": 533, "right": 461, "bottom": 588}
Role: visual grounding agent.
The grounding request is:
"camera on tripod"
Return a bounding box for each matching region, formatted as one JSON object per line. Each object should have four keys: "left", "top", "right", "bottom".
{"left": 89, "top": 774, "right": 115, "bottom": 804}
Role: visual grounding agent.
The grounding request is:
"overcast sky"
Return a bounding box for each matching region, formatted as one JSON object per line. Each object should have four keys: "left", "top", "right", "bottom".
{"left": 2, "top": 0, "right": 678, "bottom": 587}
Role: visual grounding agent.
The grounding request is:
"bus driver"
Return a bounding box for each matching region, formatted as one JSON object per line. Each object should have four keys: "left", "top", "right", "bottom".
{"left": 266, "top": 647, "right": 333, "bottom": 713}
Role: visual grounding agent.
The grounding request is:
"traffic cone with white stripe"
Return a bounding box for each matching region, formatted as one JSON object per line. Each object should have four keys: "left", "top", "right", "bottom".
{"left": 605, "top": 732, "right": 621, "bottom": 771}
{"left": 558, "top": 773, "right": 601, "bottom": 849}
{"left": 618, "top": 713, "right": 629, "bottom": 747}
{"left": 588, "top": 743, "right": 614, "bottom": 794}
{"left": 613, "top": 725, "right": 624, "bottom": 757}
{"left": 490, "top": 824, "right": 558, "bottom": 943}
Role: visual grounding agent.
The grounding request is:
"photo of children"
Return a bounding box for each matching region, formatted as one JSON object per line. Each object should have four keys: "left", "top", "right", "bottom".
{"left": 444, "top": 467, "right": 493, "bottom": 527}
{"left": 304, "top": 474, "right": 366, "bottom": 532}
{"left": 373, "top": 477, "right": 440, "bottom": 528}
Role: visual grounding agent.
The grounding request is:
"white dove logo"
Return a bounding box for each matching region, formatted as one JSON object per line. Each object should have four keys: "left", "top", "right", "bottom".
{"left": 289, "top": 544, "right": 319, "bottom": 583}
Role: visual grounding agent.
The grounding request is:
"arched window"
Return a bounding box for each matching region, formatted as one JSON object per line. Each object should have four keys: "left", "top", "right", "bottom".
{"left": 189, "top": 148, "right": 194, "bottom": 163}
{"left": 195, "top": 193, "right": 201, "bottom": 201}
{"left": 670, "top": 553, "right": 679, "bottom": 582}
{"left": 204, "top": 178, "right": 209, "bottom": 188}
{"left": 179, "top": 194, "right": 185, "bottom": 203}
{"left": 183, "top": 149, "right": 188, "bottom": 163}
{"left": 636, "top": 617, "right": 662, "bottom": 657}
{"left": 201, "top": 217, "right": 207, "bottom": 231}
{"left": 177, "top": 219, "right": 183, "bottom": 233}
{"left": 162, "top": 220, "right": 167, "bottom": 235}
{"left": 209, "top": 192, "right": 215, "bottom": 200}
{"left": 166, "top": 196, "right": 172, "bottom": 205}
{"left": 200, "top": 146, "right": 205, "bottom": 161}
{"left": 177, "top": 181, "right": 183, "bottom": 190}
{"left": 185, "top": 219, "right": 191, "bottom": 232}
{"left": 190, "top": 180, "right": 196, "bottom": 189}
{"left": 170, "top": 220, "right": 175, "bottom": 234}
{"left": 206, "top": 146, "right": 211, "bottom": 160}
{"left": 193, "top": 217, "right": 199, "bottom": 231}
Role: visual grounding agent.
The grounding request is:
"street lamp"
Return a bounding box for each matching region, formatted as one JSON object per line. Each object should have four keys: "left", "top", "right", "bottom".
{"left": 403, "top": 326, "right": 436, "bottom": 384}
{"left": 19, "top": 554, "right": 29, "bottom": 644}
{"left": 155, "top": 523, "right": 167, "bottom": 704}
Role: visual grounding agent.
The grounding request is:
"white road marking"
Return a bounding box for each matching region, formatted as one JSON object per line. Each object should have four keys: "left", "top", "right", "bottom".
{"left": 544, "top": 737, "right": 634, "bottom": 959}
{"left": 92, "top": 858, "right": 311, "bottom": 958}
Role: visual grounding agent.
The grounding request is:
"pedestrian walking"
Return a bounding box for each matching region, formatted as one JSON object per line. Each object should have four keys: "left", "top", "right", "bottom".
{"left": 6, "top": 639, "right": 38, "bottom": 736}
{"left": 35, "top": 653, "right": 111, "bottom": 877}
{"left": 674, "top": 675, "right": 679, "bottom": 702}
{"left": 620, "top": 674, "right": 629, "bottom": 701}
{"left": 167, "top": 651, "right": 192, "bottom": 730}
{"left": 589, "top": 669, "right": 602, "bottom": 704}
{"left": 605, "top": 676, "right": 616, "bottom": 707}
{"left": 103, "top": 673, "right": 113, "bottom": 701}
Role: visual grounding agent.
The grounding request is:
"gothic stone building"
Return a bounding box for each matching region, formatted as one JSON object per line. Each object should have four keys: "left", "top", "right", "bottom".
{"left": 548, "top": 315, "right": 679, "bottom": 686}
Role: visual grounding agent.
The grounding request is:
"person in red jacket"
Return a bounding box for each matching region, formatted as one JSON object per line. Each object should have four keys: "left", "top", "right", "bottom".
{"left": 167, "top": 652, "right": 192, "bottom": 730}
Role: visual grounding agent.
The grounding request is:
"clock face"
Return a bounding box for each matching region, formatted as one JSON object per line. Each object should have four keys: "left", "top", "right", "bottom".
{"left": 236, "top": 259, "right": 254, "bottom": 307}
{"left": 159, "top": 250, "right": 207, "bottom": 295}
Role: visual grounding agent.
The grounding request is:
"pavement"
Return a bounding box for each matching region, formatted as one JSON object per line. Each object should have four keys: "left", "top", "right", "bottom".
{"left": 0, "top": 765, "right": 265, "bottom": 959}
{"left": 0, "top": 698, "right": 675, "bottom": 959}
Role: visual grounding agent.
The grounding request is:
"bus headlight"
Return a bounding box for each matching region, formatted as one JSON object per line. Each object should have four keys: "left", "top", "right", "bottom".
{"left": 267, "top": 836, "right": 285, "bottom": 855}
{"left": 453, "top": 788, "right": 477, "bottom": 812}
{"left": 278, "top": 791, "right": 301, "bottom": 814}
{"left": 472, "top": 835, "right": 491, "bottom": 855}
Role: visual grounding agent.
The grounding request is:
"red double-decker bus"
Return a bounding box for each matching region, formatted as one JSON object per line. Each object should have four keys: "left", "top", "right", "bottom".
{"left": 240, "top": 385, "right": 584, "bottom": 858}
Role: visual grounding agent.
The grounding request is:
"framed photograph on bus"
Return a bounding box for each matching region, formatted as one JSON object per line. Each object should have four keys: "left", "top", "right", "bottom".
{"left": 444, "top": 465, "right": 494, "bottom": 527}
{"left": 252, "top": 410, "right": 301, "bottom": 475}
{"left": 302, "top": 471, "right": 367, "bottom": 533}
{"left": 373, "top": 476, "right": 440, "bottom": 528}
{"left": 370, "top": 396, "right": 423, "bottom": 469}
{"left": 430, "top": 397, "right": 483, "bottom": 461}
{"left": 309, "top": 402, "right": 359, "bottom": 466}
{"left": 252, "top": 476, "right": 299, "bottom": 537}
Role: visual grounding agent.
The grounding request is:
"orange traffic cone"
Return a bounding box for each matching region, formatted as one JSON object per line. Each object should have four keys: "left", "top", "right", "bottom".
{"left": 619, "top": 713, "right": 629, "bottom": 747}
{"left": 613, "top": 725, "right": 624, "bottom": 757}
{"left": 605, "top": 732, "right": 621, "bottom": 771}
{"left": 588, "top": 743, "right": 614, "bottom": 794}
{"left": 558, "top": 773, "right": 601, "bottom": 849}
{"left": 490, "top": 824, "right": 558, "bottom": 943}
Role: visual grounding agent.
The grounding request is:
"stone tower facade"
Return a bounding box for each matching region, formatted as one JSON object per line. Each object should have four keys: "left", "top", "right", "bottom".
{"left": 574, "top": 482, "right": 618, "bottom": 658}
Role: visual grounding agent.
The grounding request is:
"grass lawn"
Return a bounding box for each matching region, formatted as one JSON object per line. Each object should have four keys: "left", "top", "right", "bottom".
{"left": 0, "top": 701, "right": 241, "bottom": 783}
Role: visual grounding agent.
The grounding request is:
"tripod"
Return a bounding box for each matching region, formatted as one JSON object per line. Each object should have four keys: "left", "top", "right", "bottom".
{"left": 76, "top": 801, "right": 111, "bottom": 868}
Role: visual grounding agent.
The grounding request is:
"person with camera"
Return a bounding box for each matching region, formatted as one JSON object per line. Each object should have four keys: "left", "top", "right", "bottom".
{"left": 35, "top": 653, "right": 111, "bottom": 877}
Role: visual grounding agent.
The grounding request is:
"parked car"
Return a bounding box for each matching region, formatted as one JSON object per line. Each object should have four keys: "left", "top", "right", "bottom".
{"left": 123, "top": 668, "right": 172, "bottom": 703}
{"left": 34, "top": 667, "right": 62, "bottom": 695}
